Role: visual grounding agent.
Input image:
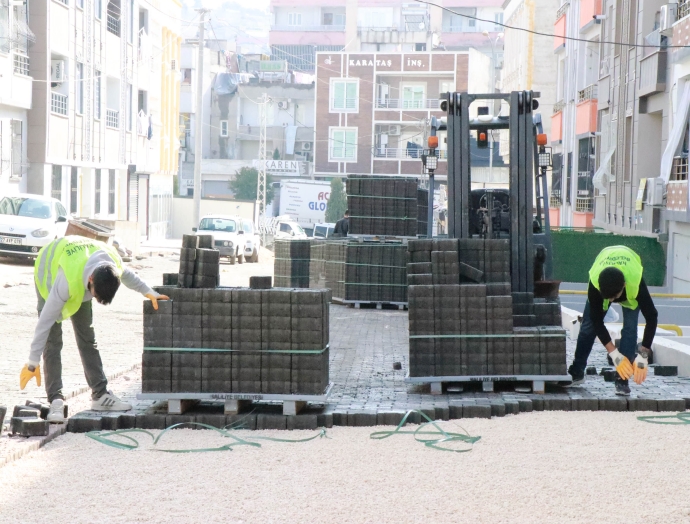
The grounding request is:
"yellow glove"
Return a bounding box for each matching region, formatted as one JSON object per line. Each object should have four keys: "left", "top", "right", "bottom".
{"left": 145, "top": 293, "right": 170, "bottom": 310}
{"left": 20, "top": 361, "right": 41, "bottom": 390}
{"left": 609, "top": 349, "right": 633, "bottom": 380}
{"left": 633, "top": 348, "right": 650, "bottom": 385}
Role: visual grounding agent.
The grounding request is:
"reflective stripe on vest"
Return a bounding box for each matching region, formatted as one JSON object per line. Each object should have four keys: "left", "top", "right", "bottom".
{"left": 34, "top": 236, "right": 123, "bottom": 322}
{"left": 588, "top": 245, "right": 643, "bottom": 310}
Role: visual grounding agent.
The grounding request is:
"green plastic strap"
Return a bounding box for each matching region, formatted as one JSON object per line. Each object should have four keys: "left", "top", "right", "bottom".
{"left": 370, "top": 409, "right": 480, "bottom": 453}
{"left": 409, "top": 334, "right": 565, "bottom": 339}
{"left": 144, "top": 346, "right": 329, "bottom": 355}
{"left": 274, "top": 258, "right": 311, "bottom": 261}
{"left": 344, "top": 263, "right": 407, "bottom": 269}
{"left": 349, "top": 195, "right": 417, "bottom": 200}
{"left": 340, "top": 282, "right": 407, "bottom": 287}
{"left": 637, "top": 412, "right": 690, "bottom": 425}
{"left": 348, "top": 216, "right": 412, "bottom": 220}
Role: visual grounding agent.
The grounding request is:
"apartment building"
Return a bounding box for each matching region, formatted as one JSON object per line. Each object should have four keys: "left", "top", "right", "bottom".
{"left": 269, "top": 0, "right": 504, "bottom": 72}
{"left": 313, "top": 50, "right": 491, "bottom": 178}
{"left": 0, "top": 1, "right": 33, "bottom": 196}
{"left": 26, "top": 0, "right": 181, "bottom": 239}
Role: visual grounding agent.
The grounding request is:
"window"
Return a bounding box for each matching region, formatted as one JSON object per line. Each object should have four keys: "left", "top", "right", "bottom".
{"left": 288, "top": 12, "right": 302, "bottom": 26}
{"left": 330, "top": 79, "right": 358, "bottom": 112}
{"left": 108, "top": 169, "right": 116, "bottom": 214}
{"left": 77, "top": 0, "right": 84, "bottom": 8}
{"left": 51, "top": 165, "right": 62, "bottom": 201}
{"left": 182, "top": 68, "right": 192, "bottom": 85}
{"left": 107, "top": 0, "right": 120, "bottom": 36}
{"left": 322, "top": 12, "right": 345, "bottom": 26}
{"left": 220, "top": 120, "right": 229, "bottom": 137}
{"left": 323, "top": 12, "right": 333, "bottom": 25}
{"left": 358, "top": 8, "right": 394, "bottom": 28}
{"left": 329, "top": 127, "right": 357, "bottom": 162}
{"left": 494, "top": 13, "right": 503, "bottom": 30}
{"left": 94, "top": 70, "right": 101, "bottom": 119}
{"left": 127, "top": 83, "right": 132, "bottom": 131}
{"left": 76, "top": 63, "right": 84, "bottom": 114}
{"left": 402, "top": 84, "right": 426, "bottom": 109}
{"left": 11, "top": 120, "right": 22, "bottom": 178}
{"left": 70, "top": 167, "right": 78, "bottom": 214}
{"left": 242, "top": 221, "right": 254, "bottom": 234}
{"left": 279, "top": 222, "right": 292, "bottom": 233}
{"left": 95, "top": 0, "right": 102, "bottom": 19}
{"left": 95, "top": 169, "right": 101, "bottom": 214}
{"left": 415, "top": 43, "right": 426, "bottom": 51}
{"left": 128, "top": 0, "right": 134, "bottom": 43}
{"left": 199, "top": 217, "right": 236, "bottom": 232}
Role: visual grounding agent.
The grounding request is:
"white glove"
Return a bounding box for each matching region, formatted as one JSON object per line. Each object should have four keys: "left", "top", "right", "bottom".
{"left": 609, "top": 349, "right": 633, "bottom": 380}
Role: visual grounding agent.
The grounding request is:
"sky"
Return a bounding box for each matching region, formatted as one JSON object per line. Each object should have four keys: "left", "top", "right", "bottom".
{"left": 180, "top": 0, "right": 271, "bottom": 53}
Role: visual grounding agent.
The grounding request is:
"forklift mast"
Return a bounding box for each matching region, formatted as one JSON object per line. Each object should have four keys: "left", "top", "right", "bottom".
{"left": 431, "top": 91, "right": 553, "bottom": 290}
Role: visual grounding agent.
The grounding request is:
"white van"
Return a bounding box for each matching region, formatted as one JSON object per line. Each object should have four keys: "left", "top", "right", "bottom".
{"left": 273, "top": 219, "right": 308, "bottom": 241}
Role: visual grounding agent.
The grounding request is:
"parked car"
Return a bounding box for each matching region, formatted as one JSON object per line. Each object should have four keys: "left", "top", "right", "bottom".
{"left": 312, "top": 222, "right": 336, "bottom": 239}
{"left": 273, "top": 219, "right": 308, "bottom": 241}
{"left": 0, "top": 194, "right": 69, "bottom": 258}
{"left": 194, "top": 214, "right": 261, "bottom": 263}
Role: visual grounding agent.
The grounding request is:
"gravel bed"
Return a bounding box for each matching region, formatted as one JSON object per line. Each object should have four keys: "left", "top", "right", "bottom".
{"left": 1, "top": 411, "right": 689, "bottom": 523}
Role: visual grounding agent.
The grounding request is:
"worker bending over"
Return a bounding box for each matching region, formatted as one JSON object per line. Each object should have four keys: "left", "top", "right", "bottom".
{"left": 567, "top": 245, "right": 657, "bottom": 396}
{"left": 20, "top": 236, "right": 169, "bottom": 422}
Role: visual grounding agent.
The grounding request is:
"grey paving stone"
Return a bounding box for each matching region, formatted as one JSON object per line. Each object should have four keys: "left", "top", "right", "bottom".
{"left": 287, "top": 414, "right": 318, "bottom": 430}
{"left": 448, "top": 405, "right": 463, "bottom": 419}
{"left": 118, "top": 413, "right": 136, "bottom": 429}
{"left": 463, "top": 404, "right": 491, "bottom": 419}
{"left": 571, "top": 398, "right": 599, "bottom": 411}
{"left": 434, "top": 406, "right": 450, "bottom": 421}
{"left": 316, "top": 412, "right": 333, "bottom": 428}
{"left": 657, "top": 399, "right": 686, "bottom": 412}
{"left": 418, "top": 408, "right": 435, "bottom": 422}
{"left": 100, "top": 414, "right": 122, "bottom": 431}
{"left": 226, "top": 414, "right": 257, "bottom": 430}
{"left": 404, "top": 411, "right": 422, "bottom": 425}
{"left": 627, "top": 398, "right": 658, "bottom": 412}
{"left": 165, "top": 415, "right": 196, "bottom": 429}
{"left": 257, "top": 414, "right": 287, "bottom": 430}
{"left": 543, "top": 397, "right": 571, "bottom": 411}
{"left": 135, "top": 414, "right": 167, "bottom": 430}
{"left": 504, "top": 400, "right": 520, "bottom": 415}
{"left": 377, "top": 411, "right": 406, "bottom": 426}
{"left": 599, "top": 398, "right": 627, "bottom": 412}
{"left": 195, "top": 414, "right": 227, "bottom": 429}
{"left": 67, "top": 415, "right": 103, "bottom": 433}
{"left": 14, "top": 407, "right": 40, "bottom": 418}
{"left": 490, "top": 402, "right": 506, "bottom": 417}
{"left": 353, "top": 411, "right": 377, "bottom": 427}
{"left": 332, "top": 411, "right": 348, "bottom": 426}
{"left": 530, "top": 396, "right": 544, "bottom": 411}
{"left": 516, "top": 399, "right": 533, "bottom": 412}
{"left": 11, "top": 417, "right": 50, "bottom": 437}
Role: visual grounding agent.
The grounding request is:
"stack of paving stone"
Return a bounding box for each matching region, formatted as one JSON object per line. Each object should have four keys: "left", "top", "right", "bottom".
{"left": 308, "top": 239, "right": 327, "bottom": 289}
{"left": 8, "top": 404, "right": 50, "bottom": 437}
{"left": 141, "top": 286, "right": 330, "bottom": 395}
{"left": 346, "top": 175, "right": 420, "bottom": 237}
{"left": 324, "top": 241, "right": 346, "bottom": 300}
{"left": 407, "top": 237, "right": 566, "bottom": 378}
{"left": 273, "top": 239, "right": 311, "bottom": 288}
{"left": 417, "top": 188, "right": 429, "bottom": 236}
{"left": 178, "top": 234, "right": 220, "bottom": 289}
{"left": 343, "top": 243, "right": 408, "bottom": 303}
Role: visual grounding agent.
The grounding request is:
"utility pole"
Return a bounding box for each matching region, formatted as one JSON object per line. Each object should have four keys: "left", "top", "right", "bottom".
{"left": 192, "top": 9, "right": 209, "bottom": 229}
{"left": 256, "top": 93, "right": 268, "bottom": 245}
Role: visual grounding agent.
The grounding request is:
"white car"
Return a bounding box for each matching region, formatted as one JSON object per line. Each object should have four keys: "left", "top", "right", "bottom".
{"left": 0, "top": 194, "right": 69, "bottom": 258}
{"left": 274, "top": 219, "right": 308, "bottom": 241}
{"left": 194, "top": 214, "right": 261, "bottom": 263}
{"left": 312, "top": 222, "right": 336, "bottom": 239}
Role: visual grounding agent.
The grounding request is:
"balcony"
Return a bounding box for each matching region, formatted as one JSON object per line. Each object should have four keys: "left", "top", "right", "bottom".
{"left": 51, "top": 92, "right": 68, "bottom": 116}
{"left": 667, "top": 181, "right": 688, "bottom": 212}
{"left": 578, "top": 84, "right": 597, "bottom": 102}
{"left": 554, "top": 4, "right": 567, "bottom": 51}
{"left": 576, "top": 99, "right": 597, "bottom": 135}
{"left": 376, "top": 98, "right": 441, "bottom": 110}
{"left": 106, "top": 109, "right": 119, "bottom": 129}
{"left": 441, "top": 25, "right": 480, "bottom": 33}
{"left": 271, "top": 24, "right": 345, "bottom": 32}
{"left": 375, "top": 147, "right": 447, "bottom": 160}
{"left": 107, "top": 14, "right": 120, "bottom": 36}
{"left": 551, "top": 107, "right": 563, "bottom": 142}
{"left": 13, "top": 53, "right": 29, "bottom": 76}
{"left": 680, "top": 0, "right": 690, "bottom": 21}
{"left": 579, "top": 0, "right": 601, "bottom": 31}
{"left": 638, "top": 30, "right": 667, "bottom": 97}
{"left": 358, "top": 25, "right": 428, "bottom": 44}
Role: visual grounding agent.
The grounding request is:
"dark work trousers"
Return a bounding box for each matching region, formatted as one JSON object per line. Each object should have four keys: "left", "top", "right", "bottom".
{"left": 571, "top": 300, "right": 640, "bottom": 375}
{"left": 37, "top": 287, "right": 108, "bottom": 402}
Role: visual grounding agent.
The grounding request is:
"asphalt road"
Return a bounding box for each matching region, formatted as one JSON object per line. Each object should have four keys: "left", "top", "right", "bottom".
{"left": 559, "top": 294, "right": 690, "bottom": 329}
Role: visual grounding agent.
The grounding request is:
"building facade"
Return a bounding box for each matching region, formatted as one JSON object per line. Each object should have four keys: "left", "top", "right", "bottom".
{"left": 313, "top": 50, "right": 491, "bottom": 179}
{"left": 25, "top": 0, "right": 180, "bottom": 239}
{"left": 0, "top": 1, "right": 34, "bottom": 197}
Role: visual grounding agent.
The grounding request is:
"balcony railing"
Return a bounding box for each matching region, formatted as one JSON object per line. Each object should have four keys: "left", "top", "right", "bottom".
{"left": 577, "top": 84, "right": 597, "bottom": 102}
{"left": 13, "top": 53, "right": 29, "bottom": 76}
{"left": 106, "top": 109, "right": 119, "bottom": 129}
{"left": 575, "top": 197, "right": 594, "bottom": 212}
{"left": 107, "top": 14, "right": 120, "bottom": 36}
{"left": 375, "top": 147, "right": 447, "bottom": 159}
{"left": 441, "top": 25, "right": 480, "bottom": 33}
{"left": 556, "top": 2, "right": 569, "bottom": 21}
{"left": 680, "top": 0, "right": 690, "bottom": 21}
{"left": 667, "top": 181, "right": 688, "bottom": 212}
{"left": 672, "top": 156, "right": 689, "bottom": 181}
{"left": 553, "top": 99, "right": 566, "bottom": 113}
{"left": 376, "top": 98, "right": 441, "bottom": 110}
{"left": 51, "top": 92, "right": 67, "bottom": 115}
{"left": 639, "top": 49, "right": 667, "bottom": 97}
{"left": 271, "top": 24, "right": 345, "bottom": 31}
{"left": 357, "top": 24, "right": 428, "bottom": 33}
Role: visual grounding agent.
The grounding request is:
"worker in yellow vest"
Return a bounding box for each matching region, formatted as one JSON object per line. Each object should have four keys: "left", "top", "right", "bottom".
{"left": 19, "top": 236, "right": 169, "bottom": 423}
{"left": 566, "top": 246, "right": 658, "bottom": 396}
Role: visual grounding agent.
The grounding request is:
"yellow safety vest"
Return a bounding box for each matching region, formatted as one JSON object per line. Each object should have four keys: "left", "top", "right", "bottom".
{"left": 34, "top": 236, "right": 123, "bottom": 322}
{"left": 589, "top": 245, "right": 643, "bottom": 310}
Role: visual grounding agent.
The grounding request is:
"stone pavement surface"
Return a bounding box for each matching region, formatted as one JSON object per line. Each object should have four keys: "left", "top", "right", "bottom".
{"left": 0, "top": 250, "right": 275, "bottom": 425}
{"left": 64, "top": 305, "right": 690, "bottom": 433}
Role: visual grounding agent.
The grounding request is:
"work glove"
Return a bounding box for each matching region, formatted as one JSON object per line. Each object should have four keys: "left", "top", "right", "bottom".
{"left": 633, "top": 348, "right": 650, "bottom": 385}
{"left": 20, "top": 360, "right": 41, "bottom": 390}
{"left": 145, "top": 293, "right": 170, "bottom": 310}
{"left": 609, "top": 349, "right": 633, "bottom": 380}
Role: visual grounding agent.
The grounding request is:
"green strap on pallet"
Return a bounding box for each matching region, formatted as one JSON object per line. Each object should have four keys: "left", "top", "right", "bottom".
{"left": 370, "top": 410, "right": 480, "bottom": 453}
{"left": 637, "top": 412, "right": 690, "bottom": 425}
{"left": 143, "top": 346, "right": 329, "bottom": 355}
{"left": 409, "top": 334, "right": 564, "bottom": 339}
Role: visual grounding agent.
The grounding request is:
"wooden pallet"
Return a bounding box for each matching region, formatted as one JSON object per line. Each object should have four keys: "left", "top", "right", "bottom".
{"left": 343, "top": 300, "right": 408, "bottom": 310}
{"left": 137, "top": 383, "right": 333, "bottom": 416}
{"left": 405, "top": 375, "right": 571, "bottom": 394}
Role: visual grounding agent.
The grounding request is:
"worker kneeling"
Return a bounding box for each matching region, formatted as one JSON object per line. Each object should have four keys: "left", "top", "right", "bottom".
{"left": 566, "top": 245, "right": 657, "bottom": 396}
{"left": 20, "top": 236, "right": 169, "bottom": 423}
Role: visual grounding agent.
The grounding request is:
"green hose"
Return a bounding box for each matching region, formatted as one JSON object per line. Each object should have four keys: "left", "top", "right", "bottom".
{"left": 637, "top": 412, "right": 690, "bottom": 425}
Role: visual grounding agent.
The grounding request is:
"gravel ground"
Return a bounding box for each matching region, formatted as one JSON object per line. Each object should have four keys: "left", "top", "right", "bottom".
{"left": 1, "top": 411, "right": 689, "bottom": 523}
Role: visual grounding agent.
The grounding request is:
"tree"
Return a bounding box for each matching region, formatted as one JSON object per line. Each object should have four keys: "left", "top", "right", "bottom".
{"left": 325, "top": 177, "right": 347, "bottom": 223}
{"left": 273, "top": 148, "right": 281, "bottom": 160}
{"left": 228, "top": 167, "right": 274, "bottom": 204}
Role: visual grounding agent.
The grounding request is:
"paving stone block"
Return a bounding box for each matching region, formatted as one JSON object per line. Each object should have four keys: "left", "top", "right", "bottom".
{"left": 196, "top": 414, "right": 227, "bottom": 429}
{"left": 165, "top": 415, "right": 196, "bottom": 429}
{"left": 448, "top": 405, "right": 463, "bottom": 419}
{"left": 530, "top": 396, "right": 544, "bottom": 411}
{"left": 627, "top": 398, "right": 658, "bottom": 412}
{"left": 685, "top": 398, "right": 690, "bottom": 410}
{"left": 353, "top": 411, "right": 377, "bottom": 427}
{"left": 599, "top": 398, "right": 627, "bottom": 411}
{"left": 67, "top": 415, "right": 103, "bottom": 433}
{"left": 226, "top": 414, "right": 257, "bottom": 430}
{"left": 376, "top": 411, "right": 405, "bottom": 426}
{"left": 13, "top": 406, "right": 40, "bottom": 418}
{"left": 100, "top": 414, "right": 122, "bottom": 431}
{"left": 490, "top": 402, "right": 506, "bottom": 417}
{"left": 316, "top": 412, "right": 333, "bottom": 428}
{"left": 571, "top": 398, "right": 599, "bottom": 411}
{"left": 332, "top": 412, "right": 348, "bottom": 426}
{"left": 463, "top": 404, "right": 491, "bottom": 419}
{"left": 118, "top": 413, "right": 136, "bottom": 429}
{"left": 257, "top": 414, "right": 287, "bottom": 430}
{"left": 516, "top": 398, "right": 533, "bottom": 413}
{"left": 11, "top": 417, "right": 50, "bottom": 436}
{"left": 404, "top": 411, "right": 422, "bottom": 425}
{"left": 25, "top": 401, "right": 52, "bottom": 419}
{"left": 543, "top": 397, "right": 571, "bottom": 411}
{"left": 418, "top": 408, "right": 435, "bottom": 422}
{"left": 657, "top": 399, "right": 686, "bottom": 412}
{"left": 434, "top": 406, "right": 450, "bottom": 421}
{"left": 287, "top": 414, "right": 318, "bottom": 430}
{"left": 653, "top": 366, "right": 678, "bottom": 377}
{"left": 135, "top": 414, "right": 168, "bottom": 430}
{"left": 586, "top": 366, "right": 598, "bottom": 375}
{"left": 504, "top": 400, "right": 520, "bottom": 415}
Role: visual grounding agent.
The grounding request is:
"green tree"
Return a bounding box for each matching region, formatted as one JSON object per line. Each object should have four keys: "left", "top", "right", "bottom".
{"left": 228, "top": 167, "right": 274, "bottom": 204}
{"left": 273, "top": 148, "right": 281, "bottom": 160}
{"left": 325, "top": 177, "right": 347, "bottom": 223}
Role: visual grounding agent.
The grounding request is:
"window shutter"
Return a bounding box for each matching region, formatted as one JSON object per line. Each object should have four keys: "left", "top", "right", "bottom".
{"left": 333, "top": 81, "right": 345, "bottom": 110}
{"left": 345, "top": 130, "right": 356, "bottom": 159}
{"left": 346, "top": 82, "right": 357, "bottom": 109}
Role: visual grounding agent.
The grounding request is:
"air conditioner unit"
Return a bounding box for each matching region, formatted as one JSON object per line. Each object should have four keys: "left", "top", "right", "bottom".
{"left": 277, "top": 100, "right": 290, "bottom": 110}
{"left": 388, "top": 125, "right": 401, "bottom": 136}
{"left": 302, "top": 142, "right": 312, "bottom": 151}
{"left": 646, "top": 177, "right": 665, "bottom": 206}
{"left": 660, "top": 4, "right": 678, "bottom": 36}
{"left": 51, "top": 60, "right": 65, "bottom": 83}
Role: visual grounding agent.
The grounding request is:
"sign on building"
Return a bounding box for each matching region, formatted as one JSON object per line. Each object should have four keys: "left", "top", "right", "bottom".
{"left": 253, "top": 159, "right": 308, "bottom": 177}
{"left": 259, "top": 60, "right": 287, "bottom": 72}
